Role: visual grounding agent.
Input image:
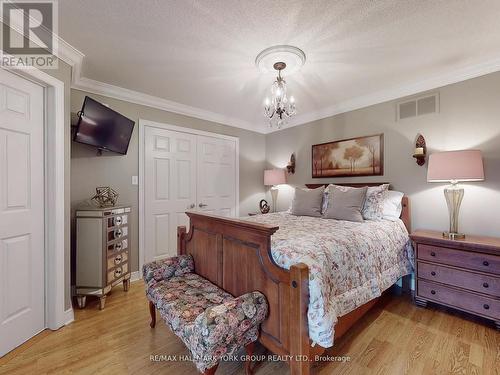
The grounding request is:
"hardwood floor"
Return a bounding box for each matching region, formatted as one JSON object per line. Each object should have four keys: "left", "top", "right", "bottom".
{"left": 0, "top": 282, "right": 498, "bottom": 375}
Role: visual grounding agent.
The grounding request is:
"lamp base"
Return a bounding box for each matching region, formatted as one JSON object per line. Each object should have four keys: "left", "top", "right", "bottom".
{"left": 270, "top": 186, "right": 278, "bottom": 213}
{"left": 442, "top": 231, "right": 466, "bottom": 240}
{"left": 444, "top": 184, "right": 464, "bottom": 240}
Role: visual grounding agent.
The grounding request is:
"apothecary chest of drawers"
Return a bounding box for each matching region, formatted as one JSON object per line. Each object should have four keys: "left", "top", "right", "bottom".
{"left": 411, "top": 230, "right": 499, "bottom": 329}
{"left": 74, "top": 205, "right": 131, "bottom": 309}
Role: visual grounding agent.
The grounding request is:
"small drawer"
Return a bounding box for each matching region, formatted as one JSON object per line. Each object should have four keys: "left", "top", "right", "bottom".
{"left": 418, "top": 244, "right": 500, "bottom": 275}
{"left": 107, "top": 251, "right": 128, "bottom": 270}
{"left": 418, "top": 261, "right": 500, "bottom": 297}
{"left": 417, "top": 279, "right": 499, "bottom": 320}
{"left": 107, "top": 264, "right": 128, "bottom": 284}
{"left": 107, "top": 226, "right": 128, "bottom": 242}
{"left": 107, "top": 239, "right": 128, "bottom": 254}
{"left": 107, "top": 214, "right": 128, "bottom": 228}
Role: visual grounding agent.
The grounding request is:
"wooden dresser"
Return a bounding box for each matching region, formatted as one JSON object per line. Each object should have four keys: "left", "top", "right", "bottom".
{"left": 74, "top": 205, "right": 132, "bottom": 309}
{"left": 411, "top": 230, "right": 499, "bottom": 329}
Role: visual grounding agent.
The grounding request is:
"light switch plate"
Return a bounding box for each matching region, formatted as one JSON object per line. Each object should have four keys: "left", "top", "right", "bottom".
{"left": 132, "top": 176, "right": 138, "bottom": 185}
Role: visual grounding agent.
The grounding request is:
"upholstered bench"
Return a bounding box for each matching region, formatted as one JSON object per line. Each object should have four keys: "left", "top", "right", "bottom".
{"left": 143, "top": 254, "right": 268, "bottom": 375}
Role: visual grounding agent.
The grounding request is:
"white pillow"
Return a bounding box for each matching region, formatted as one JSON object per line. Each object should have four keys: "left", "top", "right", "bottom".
{"left": 383, "top": 190, "right": 404, "bottom": 221}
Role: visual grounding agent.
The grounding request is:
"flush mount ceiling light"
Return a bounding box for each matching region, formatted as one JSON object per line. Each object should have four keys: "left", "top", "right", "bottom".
{"left": 256, "top": 45, "right": 306, "bottom": 129}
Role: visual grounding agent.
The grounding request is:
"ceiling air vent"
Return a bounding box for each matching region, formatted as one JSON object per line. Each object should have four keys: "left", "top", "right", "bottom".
{"left": 397, "top": 93, "right": 439, "bottom": 120}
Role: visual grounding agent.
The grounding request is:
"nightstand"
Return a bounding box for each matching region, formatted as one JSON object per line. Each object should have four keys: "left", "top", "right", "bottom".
{"left": 411, "top": 230, "right": 500, "bottom": 329}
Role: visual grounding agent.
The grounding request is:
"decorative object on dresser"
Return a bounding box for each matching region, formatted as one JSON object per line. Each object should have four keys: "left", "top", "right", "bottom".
{"left": 91, "top": 186, "right": 119, "bottom": 207}
{"left": 312, "top": 134, "right": 383, "bottom": 178}
{"left": 259, "top": 199, "right": 270, "bottom": 214}
{"left": 74, "top": 205, "right": 131, "bottom": 309}
{"left": 411, "top": 230, "right": 499, "bottom": 329}
{"left": 286, "top": 153, "right": 296, "bottom": 174}
{"left": 427, "top": 150, "right": 484, "bottom": 239}
{"left": 412, "top": 134, "right": 426, "bottom": 166}
{"left": 264, "top": 169, "right": 286, "bottom": 212}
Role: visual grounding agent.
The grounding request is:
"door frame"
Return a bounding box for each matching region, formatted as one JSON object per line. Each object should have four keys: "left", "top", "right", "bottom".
{"left": 138, "top": 119, "right": 239, "bottom": 273}
{"left": 1, "top": 66, "right": 71, "bottom": 330}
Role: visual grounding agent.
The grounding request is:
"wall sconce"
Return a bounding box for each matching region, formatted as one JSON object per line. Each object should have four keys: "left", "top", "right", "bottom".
{"left": 413, "top": 134, "right": 426, "bottom": 166}
{"left": 286, "top": 153, "right": 296, "bottom": 174}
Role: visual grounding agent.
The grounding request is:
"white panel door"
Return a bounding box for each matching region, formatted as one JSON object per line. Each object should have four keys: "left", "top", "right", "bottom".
{"left": 144, "top": 127, "right": 197, "bottom": 262}
{"left": 0, "top": 69, "right": 45, "bottom": 356}
{"left": 197, "top": 136, "right": 236, "bottom": 217}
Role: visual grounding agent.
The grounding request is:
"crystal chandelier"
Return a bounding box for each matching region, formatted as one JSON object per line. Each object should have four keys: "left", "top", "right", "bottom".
{"left": 263, "top": 62, "right": 296, "bottom": 129}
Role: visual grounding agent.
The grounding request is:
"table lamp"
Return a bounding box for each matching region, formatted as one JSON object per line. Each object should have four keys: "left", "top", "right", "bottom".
{"left": 427, "top": 150, "right": 484, "bottom": 239}
{"left": 264, "top": 169, "right": 286, "bottom": 212}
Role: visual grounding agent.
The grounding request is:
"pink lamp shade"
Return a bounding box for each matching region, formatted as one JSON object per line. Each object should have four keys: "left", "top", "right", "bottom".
{"left": 427, "top": 150, "right": 484, "bottom": 182}
{"left": 264, "top": 169, "right": 286, "bottom": 186}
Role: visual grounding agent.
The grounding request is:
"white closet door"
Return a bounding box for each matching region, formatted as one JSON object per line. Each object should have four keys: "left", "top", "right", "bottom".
{"left": 0, "top": 69, "right": 45, "bottom": 356}
{"left": 196, "top": 135, "right": 237, "bottom": 217}
{"left": 144, "top": 127, "right": 197, "bottom": 261}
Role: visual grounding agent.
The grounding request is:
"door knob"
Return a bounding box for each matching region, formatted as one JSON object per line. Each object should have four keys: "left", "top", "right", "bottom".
{"left": 199, "top": 203, "right": 208, "bottom": 208}
{"left": 187, "top": 203, "right": 195, "bottom": 209}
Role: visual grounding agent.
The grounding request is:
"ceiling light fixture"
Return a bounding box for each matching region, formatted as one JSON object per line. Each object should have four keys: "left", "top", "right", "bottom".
{"left": 256, "top": 45, "right": 305, "bottom": 129}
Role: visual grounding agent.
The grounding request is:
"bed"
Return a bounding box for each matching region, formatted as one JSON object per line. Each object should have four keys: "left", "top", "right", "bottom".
{"left": 177, "top": 183, "right": 412, "bottom": 375}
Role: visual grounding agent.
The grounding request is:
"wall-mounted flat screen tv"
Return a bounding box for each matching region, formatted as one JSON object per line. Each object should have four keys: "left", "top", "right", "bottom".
{"left": 73, "top": 96, "right": 135, "bottom": 155}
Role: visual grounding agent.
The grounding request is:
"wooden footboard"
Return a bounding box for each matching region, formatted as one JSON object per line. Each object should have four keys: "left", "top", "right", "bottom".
{"left": 177, "top": 211, "right": 312, "bottom": 374}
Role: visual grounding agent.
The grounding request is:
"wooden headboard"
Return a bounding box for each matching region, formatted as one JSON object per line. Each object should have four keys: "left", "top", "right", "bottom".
{"left": 305, "top": 183, "right": 411, "bottom": 232}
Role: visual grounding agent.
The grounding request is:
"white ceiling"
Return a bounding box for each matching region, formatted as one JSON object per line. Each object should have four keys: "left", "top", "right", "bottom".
{"left": 59, "top": 0, "right": 500, "bottom": 133}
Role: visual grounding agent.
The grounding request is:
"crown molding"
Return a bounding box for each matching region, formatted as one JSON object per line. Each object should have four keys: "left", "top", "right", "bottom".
{"left": 276, "top": 56, "right": 500, "bottom": 133}
{"left": 71, "top": 76, "right": 261, "bottom": 133}
{"left": 55, "top": 32, "right": 500, "bottom": 135}
{"left": 50, "top": 34, "right": 265, "bottom": 133}
{"left": 4, "top": 19, "right": 500, "bottom": 135}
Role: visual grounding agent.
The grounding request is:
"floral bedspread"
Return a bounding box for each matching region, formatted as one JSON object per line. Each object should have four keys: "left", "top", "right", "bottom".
{"left": 244, "top": 212, "right": 413, "bottom": 348}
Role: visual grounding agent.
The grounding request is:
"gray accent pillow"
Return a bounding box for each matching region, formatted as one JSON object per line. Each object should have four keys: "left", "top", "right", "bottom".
{"left": 290, "top": 186, "right": 324, "bottom": 217}
{"left": 323, "top": 186, "right": 368, "bottom": 222}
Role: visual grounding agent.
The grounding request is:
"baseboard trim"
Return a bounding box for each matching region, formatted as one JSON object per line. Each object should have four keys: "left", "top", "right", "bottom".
{"left": 63, "top": 308, "right": 75, "bottom": 326}
{"left": 130, "top": 271, "right": 141, "bottom": 283}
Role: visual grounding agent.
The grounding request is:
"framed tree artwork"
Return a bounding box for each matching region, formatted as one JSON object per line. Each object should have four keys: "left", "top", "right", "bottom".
{"left": 311, "top": 134, "right": 384, "bottom": 178}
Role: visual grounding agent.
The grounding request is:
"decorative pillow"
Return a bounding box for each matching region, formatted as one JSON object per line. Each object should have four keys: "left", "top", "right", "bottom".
{"left": 362, "top": 184, "right": 389, "bottom": 220}
{"left": 290, "top": 186, "right": 324, "bottom": 217}
{"left": 321, "top": 189, "right": 329, "bottom": 214}
{"left": 323, "top": 186, "right": 368, "bottom": 222}
{"left": 383, "top": 190, "right": 404, "bottom": 221}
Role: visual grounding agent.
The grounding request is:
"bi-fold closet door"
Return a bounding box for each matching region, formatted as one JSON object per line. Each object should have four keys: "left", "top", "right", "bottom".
{"left": 143, "top": 125, "right": 237, "bottom": 262}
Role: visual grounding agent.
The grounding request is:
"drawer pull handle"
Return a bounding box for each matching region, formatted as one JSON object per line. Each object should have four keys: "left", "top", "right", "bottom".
{"left": 431, "top": 271, "right": 436, "bottom": 276}
{"left": 115, "top": 256, "right": 122, "bottom": 264}
{"left": 430, "top": 252, "right": 436, "bottom": 257}
{"left": 483, "top": 304, "right": 489, "bottom": 310}
{"left": 115, "top": 242, "right": 122, "bottom": 251}
{"left": 114, "top": 229, "right": 122, "bottom": 238}
{"left": 483, "top": 282, "right": 489, "bottom": 288}
{"left": 431, "top": 290, "right": 436, "bottom": 295}
{"left": 115, "top": 269, "right": 122, "bottom": 277}
{"left": 483, "top": 260, "right": 489, "bottom": 266}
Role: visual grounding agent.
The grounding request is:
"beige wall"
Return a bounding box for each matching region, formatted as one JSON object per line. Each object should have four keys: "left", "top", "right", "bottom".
{"left": 266, "top": 71, "right": 500, "bottom": 237}
{"left": 70, "top": 89, "right": 266, "bottom": 273}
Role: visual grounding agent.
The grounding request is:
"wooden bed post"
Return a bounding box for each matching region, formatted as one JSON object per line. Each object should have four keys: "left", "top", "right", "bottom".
{"left": 177, "top": 226, "right": 187, "bottom": 255}
{"left": 290, "top": 263, "right": 310, "bottom": 375}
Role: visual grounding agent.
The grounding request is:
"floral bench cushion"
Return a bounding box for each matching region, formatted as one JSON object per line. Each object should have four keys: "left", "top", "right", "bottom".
{"left": 143, "top": 255, "right": 269, "bottom": 373}
{"left": 146, "top": 272, "right": 234, "bottom": 337}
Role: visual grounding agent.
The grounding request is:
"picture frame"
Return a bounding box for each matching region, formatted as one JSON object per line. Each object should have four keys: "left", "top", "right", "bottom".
{"left": 311, "top": 134, "right": 384, "bottom": 178}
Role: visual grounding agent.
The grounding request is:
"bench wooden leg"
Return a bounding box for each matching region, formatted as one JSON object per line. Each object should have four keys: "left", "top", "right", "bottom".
{"left": 245, "top": 342, "right": 255, "bottom": 375}
{"left": 203, "top": 363, "right": 218, "bottom": 375}
{"left": 149, "top": 301, "right": 156, "bottom": 328}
